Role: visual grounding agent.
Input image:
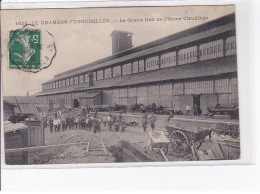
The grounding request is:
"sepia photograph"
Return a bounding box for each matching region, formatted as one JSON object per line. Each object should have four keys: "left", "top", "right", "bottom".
{"left": 1, "top": 5, "right": 240, "bottom": 166}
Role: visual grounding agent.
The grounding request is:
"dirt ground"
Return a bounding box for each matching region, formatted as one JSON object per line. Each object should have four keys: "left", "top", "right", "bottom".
{"left": 28, "top": 119, "right": 215, "bottom": 165}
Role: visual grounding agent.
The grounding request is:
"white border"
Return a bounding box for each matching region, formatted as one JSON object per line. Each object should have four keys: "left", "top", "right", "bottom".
{"left": 0, "top": 0, "right": 254, "bottom": 170}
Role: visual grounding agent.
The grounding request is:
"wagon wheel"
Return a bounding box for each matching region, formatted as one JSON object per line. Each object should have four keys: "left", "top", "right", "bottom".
{"left": 170, "top": 130, "right": 189, "bottom": 153}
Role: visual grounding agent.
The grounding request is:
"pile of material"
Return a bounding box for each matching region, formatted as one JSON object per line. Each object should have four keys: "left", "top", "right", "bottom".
{"left": 4, "top": 121, "right": 28, "bottom": 133}
{"left": 195, "top": 133, "right": 240, "bottom": 160}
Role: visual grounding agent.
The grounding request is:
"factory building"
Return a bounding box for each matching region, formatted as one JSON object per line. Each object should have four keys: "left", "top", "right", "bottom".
{"left": 35, "top": 13, "right": 238, "bottom": 114}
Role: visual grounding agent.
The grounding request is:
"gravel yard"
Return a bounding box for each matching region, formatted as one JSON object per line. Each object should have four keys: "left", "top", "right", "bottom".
{"left": 28, "top": 114, "right": 238, "bottom": 165}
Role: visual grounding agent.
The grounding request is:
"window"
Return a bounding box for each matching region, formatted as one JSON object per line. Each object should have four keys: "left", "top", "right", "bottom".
{"left": 53, "top": 82, "right": 56, "bottom": 89}
{"left": 226, "top": 36, "right": 236, "bottom": 56}
{"left": 66, "top": 79, "right": 69, "bottom": 86}
{"left": 199, "top": 39, "right": 223, "bottom": 61}
{"left": 97, "top": 70, "right": 104, "bottom": 80}
{"left": 50, "top": 83, "right": 52, "bottom": 89}
{"left": 105, "top": 68, "right": 112, "bottom": 79}
{"left": 62, "top": 80, "right": 65, "bottom": 87}
{"left": 145, "top": 56, "right": 159, "bottom": 71}
{"left": 85, "top": 74, "right": 89, "bottom": 82}
{"left": 133, "top": 61, "right": 138, "bottom": 73}
{"left": 122, "top": 64, "right": 127, "bottom": 75}
{"left": 70, "top": 77, "right": 74, "bottom": 85}
{"left": 113, "top": 66, "right": 121, "bottom": 77}
{"left": 126, "top": 63, "right": 132, "bottom": 75}
{"left": 178, "top": 46, "right": 198, "bottom": 65}
{"left": 74, "top": 76, "right": 79, "bottom": 84}
{"left": 139, "top": 60, "right": 144, "bottom": 72}
{"left": 93, "top": 72, "right": 97, "bottom": 81}
{"left": 59, "top": 81, "right": 62, "bottom": 87}
{"left": 185, "top": 80, "right": 213, "bottom": 95}
{"left": 79, "top": 75, "right": 84, "bottom": 84}
{"left": 56, "top": 81, "right": 59, "bottom": 88}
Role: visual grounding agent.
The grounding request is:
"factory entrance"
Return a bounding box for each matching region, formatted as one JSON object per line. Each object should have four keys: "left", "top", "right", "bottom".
{"left": 73, "top": 99, "right": 80, "bottom": 108}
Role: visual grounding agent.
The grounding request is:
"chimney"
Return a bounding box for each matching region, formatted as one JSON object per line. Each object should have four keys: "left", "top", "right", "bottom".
{"left": 110, "top": 30, "right": 133, "bottom": 55}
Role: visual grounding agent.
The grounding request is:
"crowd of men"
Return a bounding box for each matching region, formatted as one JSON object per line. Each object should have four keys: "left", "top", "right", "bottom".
{"left": 47, "top": 111, "right": 159, "bottom": 134}
{"left": 48, "top": 112, "right": 129, "bottom": 134}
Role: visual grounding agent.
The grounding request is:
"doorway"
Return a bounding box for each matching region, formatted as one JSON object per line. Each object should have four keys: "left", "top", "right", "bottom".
{"left": 193, "top": 95, "right": 200, "bottom": 107}
{"left": 73, "top": 99, "right": 79, "bottom": 108}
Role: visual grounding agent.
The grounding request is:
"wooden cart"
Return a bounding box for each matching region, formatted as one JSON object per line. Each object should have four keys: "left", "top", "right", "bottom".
{"left": 148, "top": 131, "right": 170, "bottom": 161}
{"left": 165, "top": 123, "right": 213, "bottom": 153}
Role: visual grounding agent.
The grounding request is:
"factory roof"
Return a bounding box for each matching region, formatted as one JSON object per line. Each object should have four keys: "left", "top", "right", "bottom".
{"left": 42, "top": 13, "right": 235, "bottom": 84}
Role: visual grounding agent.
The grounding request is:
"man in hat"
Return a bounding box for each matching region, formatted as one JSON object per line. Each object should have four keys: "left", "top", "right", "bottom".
{"left": 142, "top": 114, "right": 148, "bottom": 132}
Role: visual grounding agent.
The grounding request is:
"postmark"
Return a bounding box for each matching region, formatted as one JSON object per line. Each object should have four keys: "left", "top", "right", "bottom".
{"left": 9, "top": 24, "right": 56, "bottom": 73}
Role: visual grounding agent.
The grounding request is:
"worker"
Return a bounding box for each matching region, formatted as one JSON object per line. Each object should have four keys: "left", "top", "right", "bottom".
{"left": 57, "top": 117, "right": 61, "bottom": 132}
{"left": 93, "top": 117, "right": 99, "bottom": 133}
{"left": 150, "top": 114, "right": 156, "bottom": 131}
{"left": 142, "top": 114, "right": 148, "bottom": 132}
{"left": 118, "top": 113, "right": 123, "bottom": 124}
{"left": 114, "top": 120, "right": 120, "bottom": 132}
{"left": 186, "top": 105, "right": 191, "bottom": 116}
{"left": 79, "top": 116, "right": 85, "bottom": 129}
{"left": 88, "top": 115, "right": 93, "bottom": 131}
{"left": 107, "top": 114, "right": 113, "bottom": 131}
{"left": 74, "top": 116, "right": 80, "bottom": 129}
{"left": 121, "top": 121, "right": 127, "bottom": 133}
{"left": 85, "top": 115, "right": 89, "bottom": 130}
{"left": 96, "top": 118, "right": 101, "bottom": 132}
{"left": 66, "top": 116, "right": 71, "bottom": 130}
{"left": 53, "top": 117, "right": 59, "bottom": 132}
{"left": 49, "top": 118, "right": 54, "bottom": 133}
{"left": 194, "top": 104, "right": 199, "bottom": 116}
{"left": 61, "top": 117, "right": 67, "bottom": 131}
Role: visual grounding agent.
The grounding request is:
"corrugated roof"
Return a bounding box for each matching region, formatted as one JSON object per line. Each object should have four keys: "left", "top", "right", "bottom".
{"left": 36, "top": 55, "right": 237, "bottom": 96}
{"left": 19, "top": 104, "right": 39, "bottom": 115}
{"left": 43, "top": 13, "right": 235, "bottom": 83}
{"left": 3, "top": 96, "right": 40, "bottom": 117}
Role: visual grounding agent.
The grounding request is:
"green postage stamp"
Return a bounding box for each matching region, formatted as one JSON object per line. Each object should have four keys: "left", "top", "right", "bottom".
{"left": 9, "top": 29, "right": 41, "bottom": 70}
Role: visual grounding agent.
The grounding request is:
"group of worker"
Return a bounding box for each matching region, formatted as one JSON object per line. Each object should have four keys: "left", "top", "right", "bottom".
{"left": 106, "top": 114, "right": 127, "bottom": 133}
{"left": 142, "top": 114, "right": 156, "bottom": 132}
{"left": 185, "top": 104, "right": 202, "bottom": 116}
{"left": 48, "top": 111, "right": 158, "bottom": 134}
{"left": 48, "top": 112, "right": 102, "bottom": 134}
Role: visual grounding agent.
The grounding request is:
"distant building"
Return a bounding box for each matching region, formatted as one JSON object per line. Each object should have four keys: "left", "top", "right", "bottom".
{"left": 36, "top": 13, "right": 238, "bottom": 114}
{"left": 4, "top": 96, "right": 44, "bottom": 165}
{"left": 3, "top": 96, "right": 40, "bottom": 122}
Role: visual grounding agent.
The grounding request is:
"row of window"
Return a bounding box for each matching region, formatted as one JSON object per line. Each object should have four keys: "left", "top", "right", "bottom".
{"left": 42, "top": 73, "right": 90, "bottom": 91}
{"left": 42, "top": 36, "right": 236, "bottom": 91}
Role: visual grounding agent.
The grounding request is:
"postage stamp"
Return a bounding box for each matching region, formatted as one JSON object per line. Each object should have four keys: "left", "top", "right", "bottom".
{"left": 9, "top": 29, "right": 41, "bottom": 70}
{"left": 8, "top": 24, "right": 56, "bottom": 73}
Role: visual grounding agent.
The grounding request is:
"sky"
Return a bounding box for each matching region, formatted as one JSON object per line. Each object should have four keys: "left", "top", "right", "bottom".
{"left": 1, "top": 5, "right": 235, "bottom": 96}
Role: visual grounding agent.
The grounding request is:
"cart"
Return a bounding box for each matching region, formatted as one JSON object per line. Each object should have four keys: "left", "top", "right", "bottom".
{"left": 165, "top": 123, "right": 213, "bottom": 153}
{"left": 148, "top": 131, "right": 170, "bottom": 161}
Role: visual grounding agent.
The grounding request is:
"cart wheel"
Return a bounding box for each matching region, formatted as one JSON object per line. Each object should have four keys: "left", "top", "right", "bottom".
{"left": 170, "top": 130, "right": 189, "bottom": 153}
{"left": 194, "top": 141, "right": 202, "bottom": 149}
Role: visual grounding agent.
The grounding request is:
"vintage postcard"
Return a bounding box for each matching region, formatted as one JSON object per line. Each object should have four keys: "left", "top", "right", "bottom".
{"left": 1, "top": 5, "right": 241, "bottom": 166}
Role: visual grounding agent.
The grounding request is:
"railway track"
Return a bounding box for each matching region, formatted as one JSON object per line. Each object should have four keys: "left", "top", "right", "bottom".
{"left": 86, "top": 133, "right": 108, "bottom": 156}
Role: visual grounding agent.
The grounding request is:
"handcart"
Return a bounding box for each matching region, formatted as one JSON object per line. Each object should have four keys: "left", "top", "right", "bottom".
{"left": 165, "top": 123, "right": 213, "bottom": 153}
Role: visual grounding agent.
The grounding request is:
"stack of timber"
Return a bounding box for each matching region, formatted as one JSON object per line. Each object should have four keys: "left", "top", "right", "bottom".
{"left": 194, "top": 133, "right": 240, "bottom": 161}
